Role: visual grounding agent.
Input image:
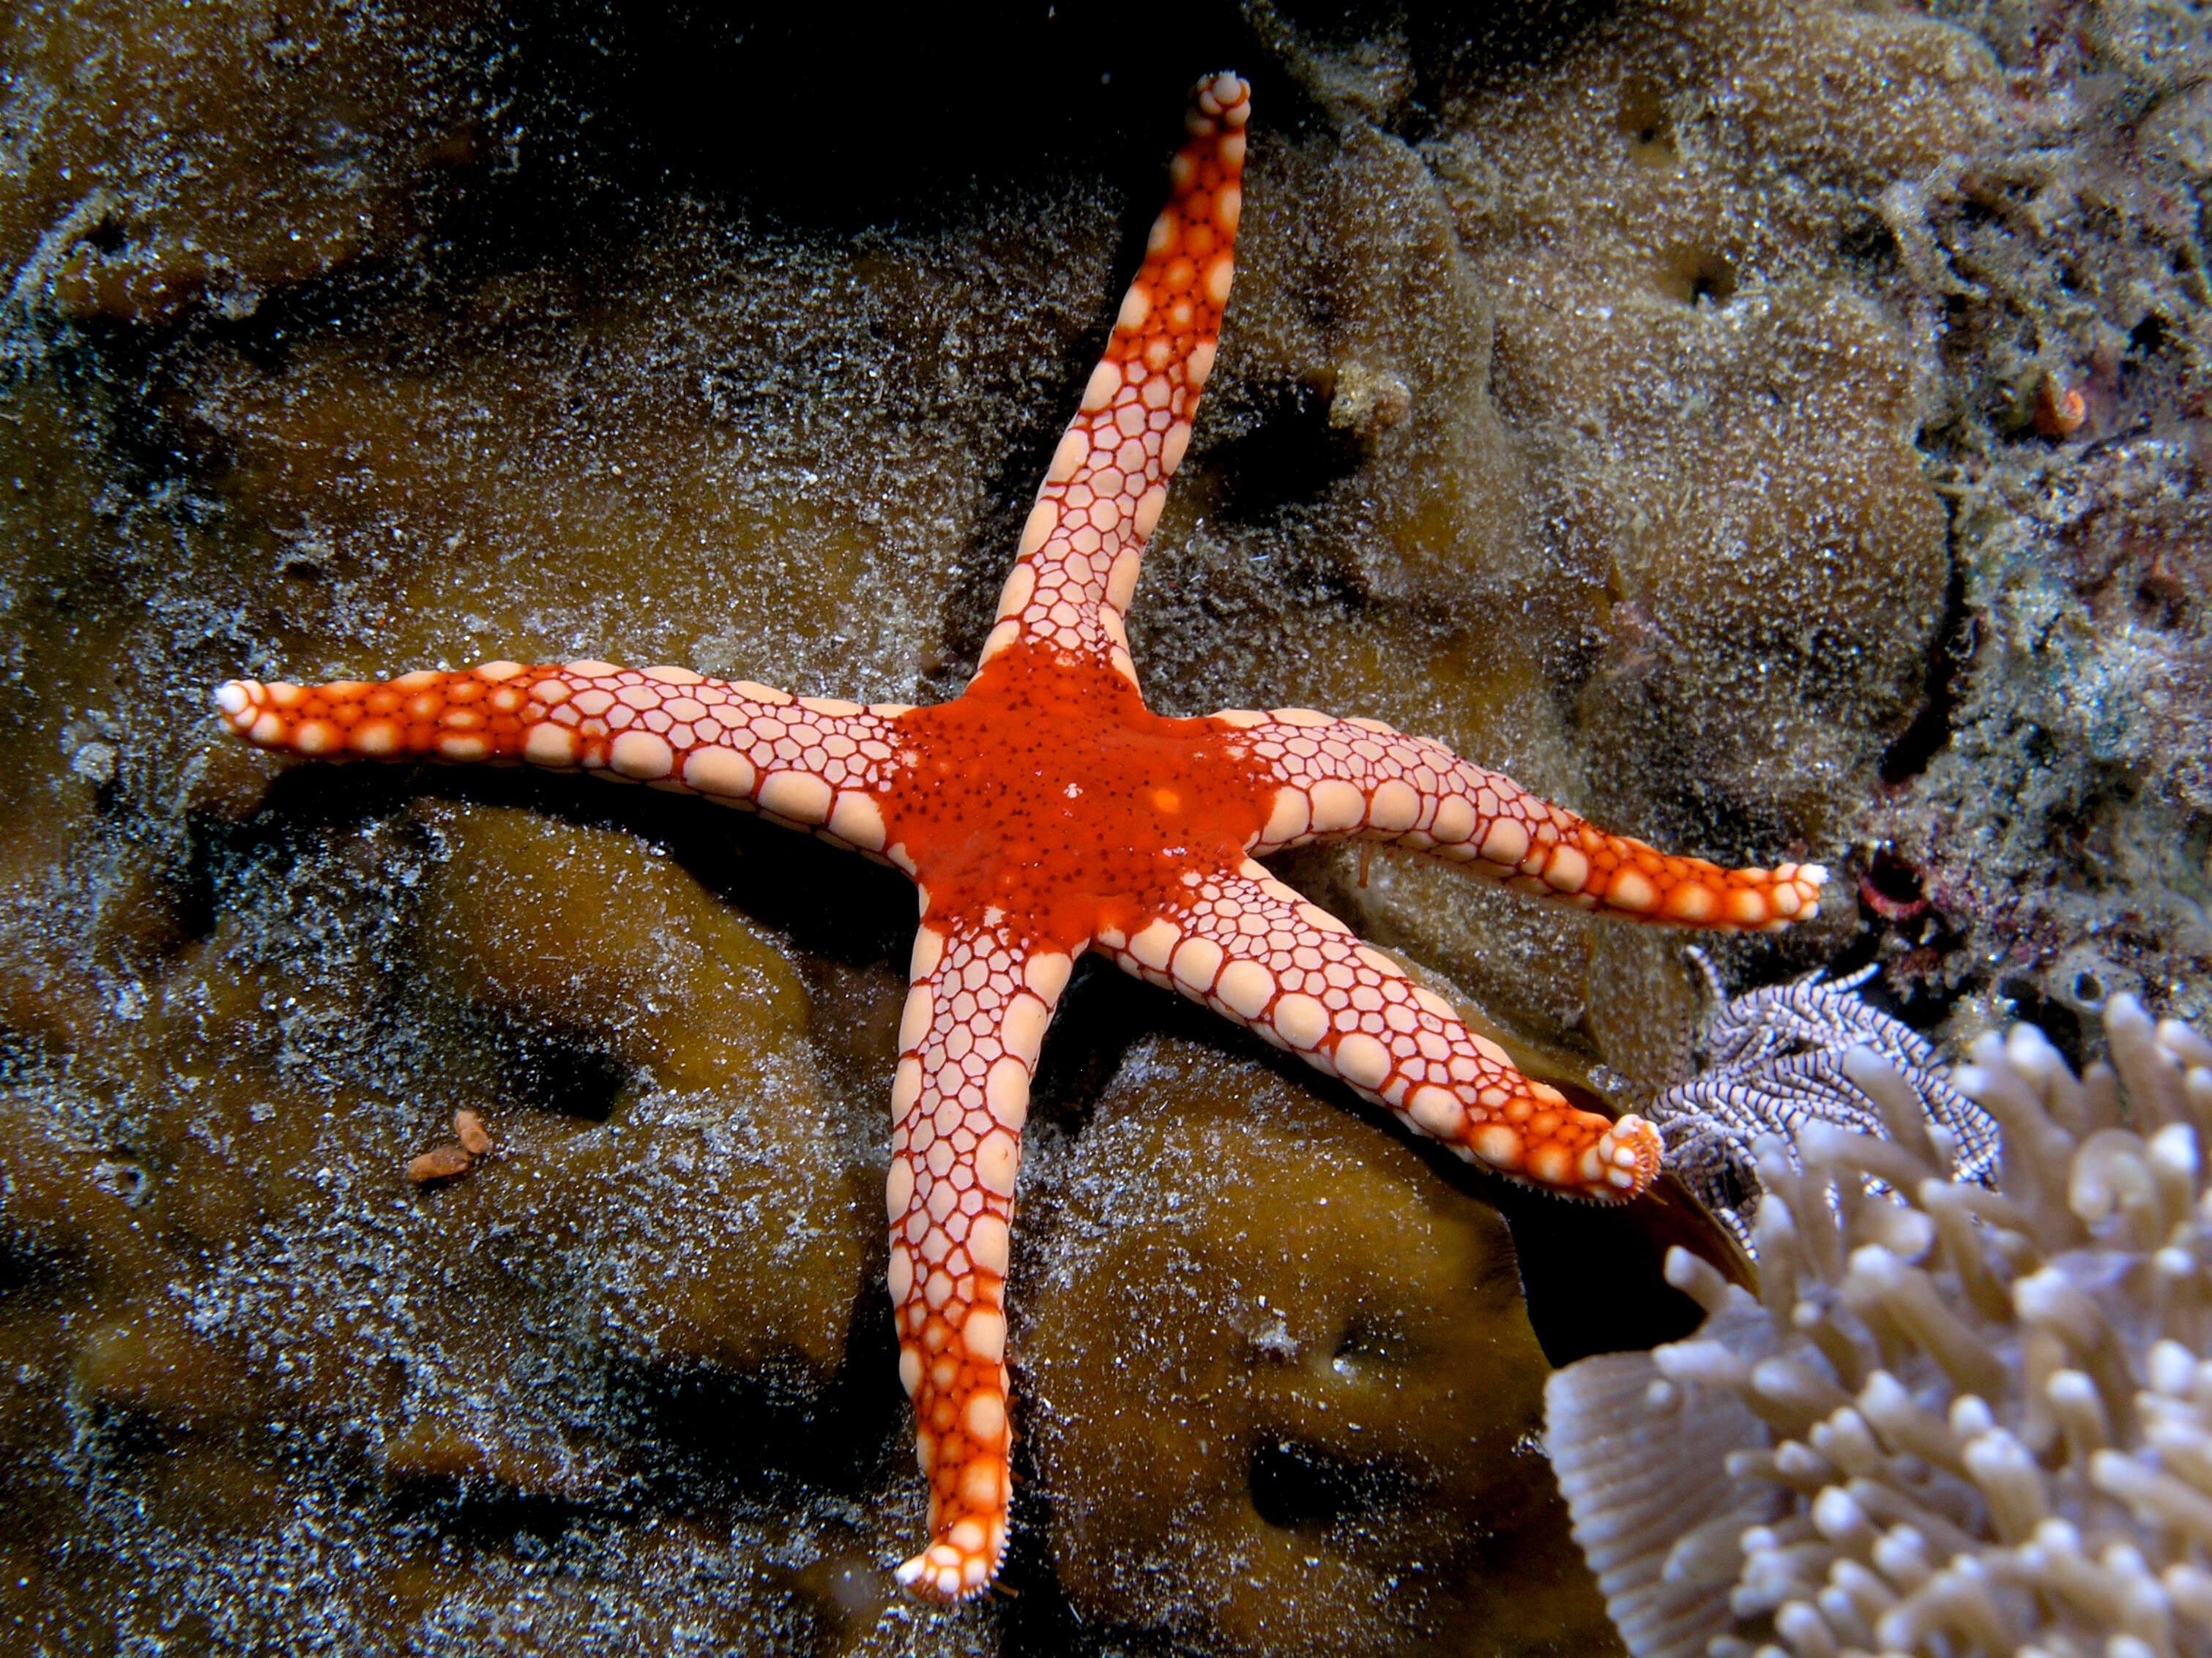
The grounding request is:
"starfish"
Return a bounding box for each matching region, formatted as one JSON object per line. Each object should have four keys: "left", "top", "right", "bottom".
{"left": 212, "top": 72, "right": 1827, "bottom": 1603}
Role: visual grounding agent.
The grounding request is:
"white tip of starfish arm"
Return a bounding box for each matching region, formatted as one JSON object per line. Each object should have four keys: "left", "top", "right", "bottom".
{"left": 1193, "top": 72, "right": 1251, "bottom": 124}
{"left": 1589, "top": 1114, "right": 1661, "bottom": 1195}
{"left": 895, "top": 1544, "right": 995, "bottom": 1602}
{"left": 214, "top": 681, "right": 253, "bottom": 715}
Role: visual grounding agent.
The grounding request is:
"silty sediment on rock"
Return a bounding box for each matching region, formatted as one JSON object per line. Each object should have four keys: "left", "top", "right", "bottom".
{"left": 0, "top": 1, "right": 2148, "bottom": 1651}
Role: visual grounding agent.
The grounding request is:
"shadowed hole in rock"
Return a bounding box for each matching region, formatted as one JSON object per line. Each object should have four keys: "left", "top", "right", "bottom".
{"left": 1206, "top": 378, "right": 1368, "bottom": 523}
{"left": 1691, "top": 260, "right": 1737, "bottom": 305}
{"left": 1659, "top": 250, "right": 1738, "bottom": 306}
{"left": 91, "top": 1158, "right": 152, "bottom": 1206}
{"left": 628, "top": 1286, "right": 908, "bottom": 1505}
{"left": 1330, "top": 1314, "right": 1405, "bottom": 1370}
{"left": 1614, "top": 73, "right": 1675, "bottom": 164}
{"left": 1248, "top": 1436, "right": 1415, "bottom": 1531}
{"left": 387, "top": 1482, "right": 596, "bottom": 1553}
{"left": 74, "top": 1400, "right": 177, "bottom": 1462}
{"left": 1838, "top": 210, "right": 1902, "bottom": 272}
{"left": 1880, "top": 553, "right": 1973, "bottom": 784}
{"left": 502, "top": 1028, "right": 628, "bottom": 1122}
{"left": 1474, "top": 1166, "right": 1715, "bottom": 1366}
{"left": 77, "top": 212, "right": 130, "bottom": 258}
{"left": 438, "top": 993, "right": 631, "bottom": 1122}
{"left": 1999, "top": 975, "right": 2088, "bottom": 1071}
{"left": 175, "top": 818, "right": 226, "bottom": 943}
{"left": 2134, "top": 550, "right": 2192, "bottom": 627}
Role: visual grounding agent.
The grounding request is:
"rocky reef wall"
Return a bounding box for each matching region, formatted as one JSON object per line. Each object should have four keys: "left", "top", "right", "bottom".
{"left": 0, "top": 3, "right": 2202, "bottom": 1654}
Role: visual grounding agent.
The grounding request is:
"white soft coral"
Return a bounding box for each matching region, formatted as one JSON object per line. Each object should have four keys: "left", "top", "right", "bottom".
{"left": 1548, "top": 993, "right": 2212, "bottom": 1658}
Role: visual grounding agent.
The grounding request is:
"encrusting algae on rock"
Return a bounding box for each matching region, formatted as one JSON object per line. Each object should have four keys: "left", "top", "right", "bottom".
{"left": 0, "top": 0, "right": 2183, "bottom": 1652}
{"left": 1022, "top": 1042, "right": 1623, "bottom": 1657}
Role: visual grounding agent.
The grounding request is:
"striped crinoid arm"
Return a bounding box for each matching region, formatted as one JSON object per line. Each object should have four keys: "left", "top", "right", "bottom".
{"left": 885, "top": 919, "right": 1073, "bottom": 1601}
{"left": 1219, "top": 708, "right": 1826, "bottom": 931}
{"left": 977, "top": 70, "right": 1248, "bottom": 685}
{"left": 214, "top": 661, "right": 911, "bottom": 856}
{"left": 1099, "top": 859, "right": 1660, "bottom": 1203}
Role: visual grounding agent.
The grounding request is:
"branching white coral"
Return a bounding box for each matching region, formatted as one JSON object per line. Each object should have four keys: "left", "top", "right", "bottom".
{"left": 1547, "top": 994, "right": 2212, "bottom": 1658}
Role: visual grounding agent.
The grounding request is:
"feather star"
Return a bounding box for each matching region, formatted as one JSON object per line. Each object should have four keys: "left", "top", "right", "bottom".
{"left": 211, "top": 72, "right": 1828, "bottom": 1603}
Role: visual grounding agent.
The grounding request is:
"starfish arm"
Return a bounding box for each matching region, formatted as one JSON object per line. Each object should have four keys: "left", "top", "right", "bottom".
{"left": 885, "top": 918, "right": 1075, "bottom": 1602}
{"left": 1101, "top": 861, "right": 1660, "bottom": 1203}
{"left": 213, "top": 661, "right": 911, "bottom": 856}
{"left": 976, "top": 70, "right": 1248, "bottom": 685}
{"left": 1217, "top": 709, "right": 1827, "bottom": 930}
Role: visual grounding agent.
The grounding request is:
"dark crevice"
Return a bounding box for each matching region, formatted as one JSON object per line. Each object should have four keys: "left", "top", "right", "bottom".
{"left": 385, "top": 1482, "right": 597, "bottom": 1550}
{"left": 1688, "top": 258, "right": 1737, "bottom": 305}
{"left": 1024, "top": 955, "right": 1240, "bottom": 1138}
{"left": 1997, "top": 975, "right": 2089, "bottom": 1070}
{"left": 453, "top": 2, "right": 1268, "bottom": 243}
{"left": 626, "top": 1359, "right": 882, "bottom": 1502}
{"left": 1879, "top": 534, "right": 1975, "bottom": 785}
{"left": 505, "top": 1034, "right": 628, "bottom": 1123}
{"left": 1248, "top": 1437, "right": 1412, "bottom": 1530}
{"left": 172, "top": 817, "right": 225, "bottom": 943}
{"left": 1203, "top": 377, "right": 1368, "bottom": 522}
{"left": 74, "top": 1402, "right": 180, "bottom": 1461}
{"left": 1838, "top": 210, "right": 1901, "bottom": 273}
{"left": 1486, "top": 1173, "right": 1713, "bottom": 1364}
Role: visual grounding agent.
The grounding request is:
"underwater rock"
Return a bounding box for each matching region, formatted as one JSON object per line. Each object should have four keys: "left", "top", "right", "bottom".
{"left": 1846, "top": 2, "right": 2212, "bottom": 1036}
{"left": 0, "top": 0, "right": 2175, "bottom": 1651}
{"left": 174, "top": 197, "right": 1094, "bottom": 703}
{"left": 1167, "top": 0, "right": 1998, "bottom": 1094}
{"left": 1428, "top": 0, "right": 1984, "bottom": 862}
{"left": 0, "top": 0, "right": 496, "bottom": 322}
{"left": 1021, "top": 1039, "right": 1621, "bottom": 1657}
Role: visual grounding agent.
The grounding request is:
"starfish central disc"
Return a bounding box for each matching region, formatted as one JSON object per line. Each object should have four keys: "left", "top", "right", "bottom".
{"left": 885, "top": 646, "right": 1271, "bottom": 949}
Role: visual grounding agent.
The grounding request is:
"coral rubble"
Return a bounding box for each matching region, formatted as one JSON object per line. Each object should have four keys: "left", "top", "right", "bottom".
{"left": 1855, "top": 1, "right": 2212, "bottom": 1037}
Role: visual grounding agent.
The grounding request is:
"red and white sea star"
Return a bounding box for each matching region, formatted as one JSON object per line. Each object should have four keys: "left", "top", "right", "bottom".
{"left": 212, "top": 72, "right": 1826, "bottom": 1602}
